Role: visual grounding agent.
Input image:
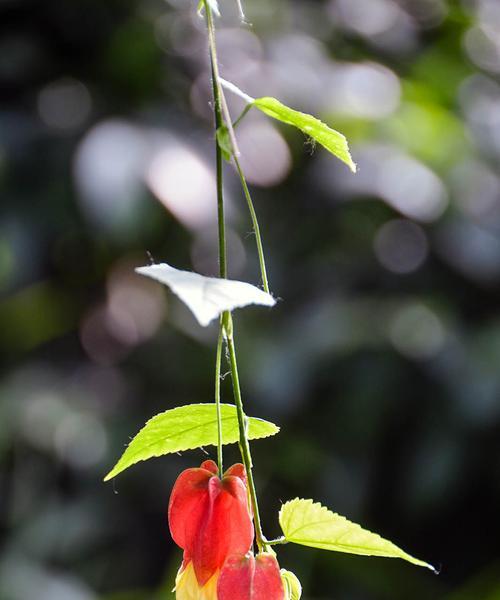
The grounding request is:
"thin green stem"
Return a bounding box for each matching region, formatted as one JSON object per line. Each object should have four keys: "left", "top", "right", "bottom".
{"left": 225, "top": 316, "right": 267, "bottom": 553}
{"left": 214, "top": 321, "right": 224, "bottom": 474}
{"left": 265, "top": 536, "right": 288, "bottom": 546}
{"left": 205, "top": 0, "right": 226, "bottom": 476}
{"left": 204, "top": 0, "right": 268, "bottom": 554}
{"left": 205, "top": 9, "right": 268, "bottom": 293}
{"left": 233, "top": 155, "right": 270, "bottom": 293}
{"left": 233, "top": 104, "right": 252, "bottom": 129}
{"left": 204, "top": 1, "right": 226, "bottom": 280}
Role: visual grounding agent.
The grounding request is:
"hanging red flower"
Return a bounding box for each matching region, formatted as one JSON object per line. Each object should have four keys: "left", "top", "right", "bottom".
{"left": 169, "top": 459, "right": 254, "bottom": 593}
{"left": 217, "top": 552, "right": 285, "bottom": 600}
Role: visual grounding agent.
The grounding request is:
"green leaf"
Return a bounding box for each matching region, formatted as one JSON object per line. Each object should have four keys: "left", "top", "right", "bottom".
{"left": 216, "top": 126, "right": 232, "bottom": 162}
{"left": 104, "top": 403, "right": 279, "bottom": 481}
{"left": 253, "top": 97, "right": 356, "bottom": 172}
{"left": 279, "top": 498, "right": 435, "bottom": 571}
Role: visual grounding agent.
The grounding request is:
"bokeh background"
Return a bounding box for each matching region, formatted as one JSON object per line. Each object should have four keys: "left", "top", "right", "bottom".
{"left": 1, "top": 0, "right": 500, "bottom": 598}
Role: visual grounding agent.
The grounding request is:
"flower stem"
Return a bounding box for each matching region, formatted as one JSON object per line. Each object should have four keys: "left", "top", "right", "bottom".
{"left": 233, "top": 104, "right": 252, "bottom": 129}
{"left": 233, "top": 154, "right": 270, "bottom": 293}
{"left": 204, "top": 19, "right": 269, "bottom": 294}
{"left": 204, "top": 1, "right": 226, "bottom": 280}
{"left": 225, "top": 315, "right": 267, "bottom": 553}
{"left": 204, "top": 0, "right": 268, "bottom": 553}
{"left": 204, "top": 0, "right": 226, "bottom": 477}
{"left": 214, "top": 321, "right": 224, "bottom": 474}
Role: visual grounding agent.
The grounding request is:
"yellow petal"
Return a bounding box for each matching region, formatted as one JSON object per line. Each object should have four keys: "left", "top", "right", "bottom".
{"left": 175, "top": 562, "right": 219, "bottom": 600}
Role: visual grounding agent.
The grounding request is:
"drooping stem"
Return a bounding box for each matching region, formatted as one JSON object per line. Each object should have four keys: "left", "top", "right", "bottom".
{"left": 233, "top": 104, "right": 252, "bottom": 129}
{"left": 225, "top": 315, "right": 267, "bottom": 553}
{"left": 204, "top": 0, "right": 226, "bottom": 475}
{"left": 214, "top": 321, "right": 224, "bottom": 474}
{"left": 205, "top": 25, "right": 269, "bottom": 293}
{"left": 204, "top": 0, "right": 268, "bottom": 553}
{"left": 233, "top": 154, "right": 270, "bottom": 293}
{"left": 205, "top": 2, "right": 226, "bottom": 280}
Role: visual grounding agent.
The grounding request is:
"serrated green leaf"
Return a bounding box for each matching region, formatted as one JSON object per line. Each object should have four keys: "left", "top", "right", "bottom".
{"left": 104, "top": 403, "right": 279, "bottom": 481}
{"left": 216, "top": 126, "right": 232, "bottom": 162}
{"left": 253, "top": 97, "right": 356, "bottom": 172}
{"left": 279, "top": 498, "right": 435, "bottom": 571}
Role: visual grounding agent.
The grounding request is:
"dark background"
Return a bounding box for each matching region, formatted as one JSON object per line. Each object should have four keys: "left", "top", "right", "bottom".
{"left": 1, "top": 0, "right": 500, "bottom": 598}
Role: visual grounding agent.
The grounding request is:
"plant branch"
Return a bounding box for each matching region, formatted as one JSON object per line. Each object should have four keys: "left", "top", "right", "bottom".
{"left": 233, "top": 104, "right": 252, "bottom": 129}
{"left": 225, "top": 314, "right": 268, "bottom": 553}
{"left": 233, "top": 154, "right": 270, "bottom": 293}
{"left": 204, "top": 0, "right": 226, "bottom": 476}
{"left": 204, "top": 0, "right": 267, "bottom": 552}
{"left": 214, "top": 321, "right": 224, "bottom": 474}
{"left": 204, "top": 1, "right": 227, "bottom": 280}
{"left": 216, "top": 78, "right": 269, "bottom": 292}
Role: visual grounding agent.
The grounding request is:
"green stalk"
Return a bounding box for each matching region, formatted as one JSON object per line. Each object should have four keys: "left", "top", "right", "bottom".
{"left": 225, "top": 315, "right": 267, "bottom": 553}
{"left": 205, "top": 2, "right": 226, "bottom": 280}
{"left": 203, "top": 0, "right": 268, "bottom": 553}
{"left": 205, "top": 29, "right": 269, "bottom": 293}
{"left": 204, "top": 0, "right": 226, "bottom": 476}
{"left": 233, "top": 104, "right": 252, "bottom": 129}
{"left": 233, "top": 154, "right": 270, "bottom": 293}
{"left": 214, "top": 322, "right": 224, "bottom": 474}
{"left": 222, "top": 83, "right": 269, "bottom": 292}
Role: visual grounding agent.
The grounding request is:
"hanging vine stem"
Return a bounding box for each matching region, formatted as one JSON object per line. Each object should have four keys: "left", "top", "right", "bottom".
{"left": 225, "top": 313, "right": 268, "bottom": 553}
{"left": 205, "top": 36, "right": 270, "bottom": 293}
{"left": 214, "top": 321, "right": 224, "bottom": 474}
{"left": 204, "top": 1, "right": 226, "bottom": 482}
{"left": 233, "top": 154, "right": 269, "bottom": 293}
{"left": 203, "top": 0, "right": 269, "bottom": 553}
{"left": 205, "top": 7, "right": 226, "bottom": 281}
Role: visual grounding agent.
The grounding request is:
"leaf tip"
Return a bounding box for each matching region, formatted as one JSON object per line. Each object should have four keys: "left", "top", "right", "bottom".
{"left": 104, "top": 464, "right": 123, "bottom": 482}
{"left": 409, "top": 558, "right": 438, "bottom": 573}
{"left": 424, "top": 561, "right": 440, "bottom": 575}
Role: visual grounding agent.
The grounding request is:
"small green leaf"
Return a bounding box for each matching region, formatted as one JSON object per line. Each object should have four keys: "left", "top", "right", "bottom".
{"left": 279, "top": 498, "right": 435, "bottom": 571}
{"left": 253, "top": 97, "right": 356, "bottom": 172}
{"left": 216, "top": 126, "right": 232, "bottom": 162}
{"left": 104, "top": 403, "right": 279, "bottom": 481}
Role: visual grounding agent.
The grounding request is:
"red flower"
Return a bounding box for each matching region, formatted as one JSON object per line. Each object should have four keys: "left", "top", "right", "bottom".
{"left": 217, "top": 552, "right": 285, "bottom": 600}
{"left": 169, "top": 460, "right": 254, "bottom": 587}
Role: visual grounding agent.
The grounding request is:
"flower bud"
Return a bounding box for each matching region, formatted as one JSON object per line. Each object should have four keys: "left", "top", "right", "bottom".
{"left": 218, "top": 552, "right": 285, "bottom": 600}
{"left": 280, "top": 569, "right": 302, "bottom": 600}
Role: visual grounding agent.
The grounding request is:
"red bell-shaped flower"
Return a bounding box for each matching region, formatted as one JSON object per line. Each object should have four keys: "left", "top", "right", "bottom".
{"left": 168, "top": 460, "right": 254, "bottom": 587}
{"left": 217, "top": 553, "right": 285, "bottom": 600}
